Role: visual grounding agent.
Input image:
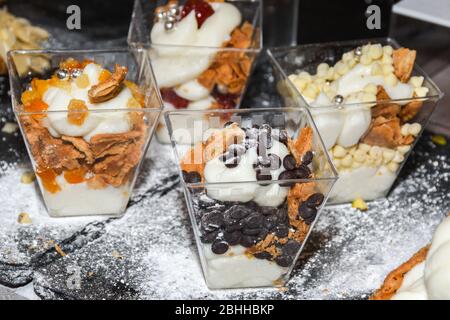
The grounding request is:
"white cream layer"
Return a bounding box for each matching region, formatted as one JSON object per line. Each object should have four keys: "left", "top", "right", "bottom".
{"left": 392, "top": 216, "right": 450, "bottom": 300}
{"left": 42, "top": 63, "right": 133, "bottom": 142}
{"left": 150, "top": 2, "right": 242, "bottom": 87}
{"left": 204, "top": 140, "right": 290, "bottom": 206}
{"left": 41, "top": 174, "right": 129, "bottom": 217}
{"left": 202, "top": 244, "right": 287, "bottom": 288}
{"left": 328, "top": 165, "right": 396, "bottom": 203}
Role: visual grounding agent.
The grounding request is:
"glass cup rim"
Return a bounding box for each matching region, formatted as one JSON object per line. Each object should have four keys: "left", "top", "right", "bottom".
{"left": 127, "top": 0, "right": 264, "bottom": 51}
{"left": 164, "top": 106, "right": 339, "bottom": 187}
{"left": 267, "top": 37, "right": 444, "bottom": 110}
{"left": 7, "top": 47, "right": 165, "bottom": 114}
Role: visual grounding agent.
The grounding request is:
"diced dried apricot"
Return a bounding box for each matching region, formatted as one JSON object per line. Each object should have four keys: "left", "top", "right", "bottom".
{"left": 67, "top": 99, "right": 89, "bottom": 126}
{"left": 31, "top": 78, "right": 49, "bottom": 98}
{"left": 64, "top": 167, "right": 86, "bottom": 184}
{"left": 98, "top": 69, "right": 112, "bottom": 82}
{"left": 21, "top": 90, "right": 39, "bottom": 105}
{"left": 24, "top": 99, "right": 48, "bottom": 119}
{"left": 75, "top": 74, "right": 90, "bottom": 89}
{"left": 59, "top": 58, "right": 82, "bottom": 71}
{"left": 36, "top": 167, "right": 61, "bottom": 194}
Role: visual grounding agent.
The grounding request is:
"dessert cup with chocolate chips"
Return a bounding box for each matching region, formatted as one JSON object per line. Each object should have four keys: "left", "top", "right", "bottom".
{"left": 128, "top": 0, "right": 262, "bottom": 144}
{"left": 165, "top": 107, "right": 337, "bottom": 289}
{"left": 269, "top": 38, "right": 443, "bottom": 204}
{"left": 7, "top": 48, "right": 163, "bottom": 217}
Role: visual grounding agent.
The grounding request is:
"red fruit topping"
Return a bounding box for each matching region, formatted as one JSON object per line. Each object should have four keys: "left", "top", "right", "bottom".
{"left": 181, "top": 0, "right": 215, "bottom": 28}
{"left": 160, "top": 88, "right": 190, "bottom": 109}
{"left": 212, "top": 91, "right": 238, "bottom": 109}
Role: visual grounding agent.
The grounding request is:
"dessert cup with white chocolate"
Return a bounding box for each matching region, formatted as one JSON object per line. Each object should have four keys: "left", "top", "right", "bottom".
{"left": 269, "top": 39, "right": 443, "bottom": 204}
{"left": 128, "top": 0, "right": 262, "bottom": 144}
{"left": 8, "top": 49, "right": 163, "bottom": 217}
{"left": 165, "top": 107, "right": 337, "bottom": 289}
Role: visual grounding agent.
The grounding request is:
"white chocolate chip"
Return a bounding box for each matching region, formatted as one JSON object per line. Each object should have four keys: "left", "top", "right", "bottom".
{"left": 333, "top": 145, "right": 347, "bottom": 158}
{"left": 358, "top": 143, "right": 371, "bottom": 152}
{"left": 414, "top": 86, "right": 429, "bottom": 98}
{"left": 317, "top": 63, "right": 329, "bottom": 77}
{"left": 397, "top": 145, "right": 411, "bottom": 155}
{"left": 369, "top": 146, "right": 382, "bottom": 158}
{"left": 392, "top": 151, "right": 405, "bottom": 163}
{"left": 382, "top": 149, "right": 395, "bottom": 163}
{"left": 293, "top": 77, "right": 308, "bottom": 91}
{"left": 333, "top": 158, "right": 341, "bottom": 168}
{"left": 341, "top": 154, "right": 353, "bottom": 167}
{"left": 360, "top": 54, "right": 372, "bottom": 65}
{"left": 362, "top": 92, "right": 376, "bottom": 103}
{"left": 335, "top": 61, "right": 349, "bottom": 75}
{"left": 381, "top": 54, "right": 393, "bottom": 65}
{"left": 382, "top": 45, "right": 393, "bottom": 56}
{"left": 387, "top": 162, "right": 399, "bottom": 172}
{"left": 384, "top": 73, "right": 398, "bottom": 86}
{"left": 342, "top": 51, "right": 354, "bottom": 62}
{"left": 400, "top": 123, "right": 411, "bottom": 136}
{"left": 382, "top": 64, "right": 394, "bottom": 75}
{"left": 363, "top": 83, "right": 378, "bottom": 95}
{"left": 353, "top": 149, "right": 367, "bottom": 162}
{"left": 362, "top": 44, "right": 371, "bottom": 54}
{"left": 371, "top": 62, "right": 383, "bottom": 76}
{"left": 369, "top": 44, "right": 383, "bottom": 60}
{"left": 408, "top": 123, "right": 422, "bottom": 136}
{"left": 298, "top": 71, "right": 312, "bottom": 82}
{"left": 409, "top": 76, "right": 424, "bottom": 88}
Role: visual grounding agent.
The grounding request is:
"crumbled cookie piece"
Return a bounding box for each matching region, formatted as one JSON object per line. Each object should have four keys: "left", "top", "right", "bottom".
{"left": 20, "top": 171, "right": 36, "bottom": 184}
{"left": 287, "top": 127, "right": 313, "bottom": 165}
{"left": 17, "top": 212, "right": 32, "bottom": 224}
{"left": 371, "top": 245, "right": 429, "bottom": 300}
{"left": 393, "top": 48, "right": 416, "bottom": 83}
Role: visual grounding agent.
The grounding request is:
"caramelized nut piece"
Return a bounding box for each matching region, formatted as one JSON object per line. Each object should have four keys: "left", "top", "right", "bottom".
{"left": 88, "top": 64, "right": 128, "bottom": 103}
{"left": 18, "top": 212, "right": 32, "bottom": 224}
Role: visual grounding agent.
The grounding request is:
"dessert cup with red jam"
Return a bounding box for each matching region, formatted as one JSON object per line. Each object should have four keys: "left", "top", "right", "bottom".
{"left": 165, "top": 107, "right": 337, "bottom": 289}
{"left": 8, "top": 48, "right": 163, "bottom": 217}
{"left": 128, "top": 0, "right": 262, "bottom": 143}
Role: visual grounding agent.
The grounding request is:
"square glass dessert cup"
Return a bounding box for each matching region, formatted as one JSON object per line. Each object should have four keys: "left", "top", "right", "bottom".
{"left": 268, "top": 38, "right": 443, "bottom": 204}
{"left": 127, "top": 0, "right": 262, "bottom": 144}
{"left": 165, "top": 107, "right": 337, "bottom": 289}
{"left": 7, "top": 48, "right": 163, "bottom": 217}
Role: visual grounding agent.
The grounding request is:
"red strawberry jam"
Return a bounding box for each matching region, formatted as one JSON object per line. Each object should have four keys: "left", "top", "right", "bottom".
{"left": 160, "top": 88, "right": 190, "bottom": 109}
{"left": 181, "top": 0, "right": 215, "bottom": 28}
{"left": 212, "top": 91, "right": 238, "bottom": 109}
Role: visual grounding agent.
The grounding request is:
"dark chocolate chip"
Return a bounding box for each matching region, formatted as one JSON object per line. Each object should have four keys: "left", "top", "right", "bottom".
{"left": 254, "top": 251, "right": 272, "bottom": 260}
{"left": 244, "top": 213, "right": 263, "bottom": 229}
{"left": 306, "top": 193, "right": 324, "bottom": 208}
{"left": 283, "top": 155, "right": 297, "bottom": 171}
{"left": 211, "top": 239, "right": 229, "bottom": 254}
{"left": 256, "top": 169, "right": 272, "bottom": 185}
{"left": 283, "top": 240, "right": 301, "bottom": 256}
{"left": 229, "top": 206, "right": 252, "bottom": 220}
{"left": 243, "top": 228, "right": 261, "bottom": 236}
{"left": 268, "top": 153, "right": 281, "bottom": 170}
{"left": 224, "top": 221, "right": 244, "bottom": 233}
{"left": 275, "top": 255, "right": 293, "bottom": 267}
{"left": 278, "top": 170, "right": 296, "bottom": 187}
{"left": 298, "top": 202, "right": 317, "bottom": 221}
{"left": 223, "top": 231, "right": 241, "bottom": 246}
{"left": 301, "top": 151, "right": 313, "bottom": 166}
{"left": 240, "top": 235, "right": 257, "bottom": 248}
{"left": 260, "top": 206, "right": 278, "bottom": 216}
{"left": 200, "top": 229, "right": 220, "bottom": 244}
{"left": 293, "top": 166, "right": 310, "bottom": 179}
{"left": 263, "top": 215, "right": 278, "bottom": 230}
{"left": 274, "top": 224, "right": 289, "bottom": 238}
{"left": 201, "top": 211, "right": 224, "bottom": 231}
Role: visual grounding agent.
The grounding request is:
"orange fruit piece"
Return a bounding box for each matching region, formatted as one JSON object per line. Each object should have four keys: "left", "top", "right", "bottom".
{"left": 36, "top": 168, "right": 61, "bottom": 194}
{"left": 67, "top": 99, "right": 89, "bottom": 126}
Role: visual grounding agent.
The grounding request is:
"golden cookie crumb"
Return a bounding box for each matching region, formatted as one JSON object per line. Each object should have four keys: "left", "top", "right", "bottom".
{"left": 21, "top": 171, "right": 36, "bottom": 184}
{"left": 17, "top": 212, "right": 32, "bottom": 224}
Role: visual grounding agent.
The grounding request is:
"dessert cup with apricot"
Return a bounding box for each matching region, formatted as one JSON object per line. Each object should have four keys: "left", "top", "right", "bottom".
{"left": 269, "top": 39, "right": 443, "bottom": 204}
{"left": 128, "top": 0, "right": 262, "bottom": 143}
{"left": 7, "top": 48, "right": 163, "bottom": 217}
{"left": 165, "top": 107, "right": 337, "bottom": 289}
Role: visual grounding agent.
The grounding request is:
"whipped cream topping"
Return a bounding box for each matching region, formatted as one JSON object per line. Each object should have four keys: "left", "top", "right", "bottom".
{"left": 150, "top": 2, "right": 242, "bottom": 88}
{"left": 204, "top": 140, "right": 290, "bottom": 207}
{"left": 392, "top": 216, "right": 450, "bottom": 300}
{"left": 42, "top": 63, "right": 133, "bottom": 142}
